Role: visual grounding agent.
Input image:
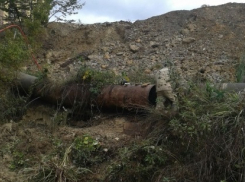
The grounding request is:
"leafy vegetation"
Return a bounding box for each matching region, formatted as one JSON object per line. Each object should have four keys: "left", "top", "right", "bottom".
{"left": 71, "top": 135, "right": 102, "bottom": 167}
{"left": 0, "top": 0, "right": 84, "bottom": 26}
{"left": 0, "top": 27, "right": 37, "bottom": 123}
{"left": 76, "top": 66, "right": 116, "bottom": 95}
{"left": 148, "top": 81, "right": 245, "bottom": 181}
{"left": 10, "top": 150, "right": 26, "bottom": 170}
{"left": 0, "top": 29, "right": 30, "bottom": 81}
{"left": 48, "top": 0, "right": 85, "bottom": 23}
{"left": 0, "top": 89, "right": 28, "bottom": 122}
{"left": 0, "top": 0, "right": 84, "bottom": 124}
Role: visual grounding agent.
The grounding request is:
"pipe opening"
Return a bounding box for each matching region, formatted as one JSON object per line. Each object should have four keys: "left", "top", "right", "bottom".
{"left": 148, "top": 85, "right": 157, "bottom": 106}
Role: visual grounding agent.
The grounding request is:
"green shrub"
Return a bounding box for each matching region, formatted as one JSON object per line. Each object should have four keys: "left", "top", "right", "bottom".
{"left": 0, "top": 29, "right": 30, "bottom": 81}
{"left": 76, "top": 66, "right": 116, "bottom": 95}
{"left": 10, "top": 151, "right": 26, "bottom": 170}
{"left": 71, "top": 135, "right": 102, "bottom": 167}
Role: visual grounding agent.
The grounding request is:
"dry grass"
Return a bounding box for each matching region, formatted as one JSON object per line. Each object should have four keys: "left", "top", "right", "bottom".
{"left": 147, "top": 81, "right": 245, "bottom": 182}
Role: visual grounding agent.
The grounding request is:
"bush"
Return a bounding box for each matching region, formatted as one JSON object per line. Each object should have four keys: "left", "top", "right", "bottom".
{"left": 76, "top": 66, "right": 116, "bottom": 95}
{"left": 0, "top": 85, "right": 28, "bottom": 123}
{"left": 149, "top": 81, "right": 245, "bottom": 181}
{"left": 0, "top": 29, "right": 30, "bottom": 81}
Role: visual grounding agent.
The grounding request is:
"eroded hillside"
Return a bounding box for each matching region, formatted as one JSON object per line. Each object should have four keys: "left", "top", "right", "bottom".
{"left": 32, "top": 3, "right": 245, "bottom": 84}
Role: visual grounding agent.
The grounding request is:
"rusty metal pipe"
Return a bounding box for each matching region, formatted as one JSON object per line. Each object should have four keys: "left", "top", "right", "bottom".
{"left": 97, "top": 85, "right": 156, "bottom": 109}
{"left": 17, "top": 72, "right": 91, "bottom": 107}
{"left": 17, "top": 72, "right": 156, "bottom": 110}
{"left": 34, "top": 82, "right": 91, "bottom": 107}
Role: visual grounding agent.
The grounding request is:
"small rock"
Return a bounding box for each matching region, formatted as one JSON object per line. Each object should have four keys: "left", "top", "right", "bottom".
{"left": 150, "top": 41, "right": 160, "bottom": 48}
{"left": 218, "top": 34, "right": 223, "bottom": 39}
{"left": 136, "top": 38, "right": 141, "bottom": 43}
{"left": 21, "top": 66, "right": 28, "bottom": 71}
{"left": 104, "top": 52, "right": 110, "bottom": 59}
{"left": 47, "top": 59, "right": 51, "bottom": 64}
{"left": 129, "top": 44, "right": 140, "bottom": 52}
{"left": 181, "top": 29, "right": 190, "bottom": 35}
{"left": 45, "top": 51, "right": 53, "bottom": 59}
{"left": 102, "top": 47, "right": 109, "bottom": 52}
{"left": 126, "top": 60, "right": 133, "bottom": 66}
{"left": 182, "top": 37, "right": 196, "bottom": 44}
{"left": 165, "top": 43, "right": 170, "bottom": 48}
{"left": 151, "top": 56, "right": 156, "bottom": 61}
{"left": 176, "top": 37, "right": 182, "bottom": 42}
{"left": 101, "top": 65, "right": 108, "bottom": 69}
{"left": 110, "top": 43, "right": 115, "bottom": 46}
{"left": 187, "top": 23, "right": 196, "bottom": 31}
{"left": 116, "top": 52, "right": 124, "bottom": 56}
{"left": 88, "top": 55, "right": 102, "bottom": 62}
{"left": 3, "top": 154, "right": 12, "bottom": 162}
{"left": 144, "top": 69, "right": 151, "bottom": 74}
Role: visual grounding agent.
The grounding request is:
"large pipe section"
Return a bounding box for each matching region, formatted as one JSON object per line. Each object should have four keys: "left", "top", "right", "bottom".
{"left": 17, "top": 72, "right": 245, "bottom": 111}
{"left": 16, "top": 72, "right": 156, "bottom": 110}
{"left": 17, "top": 72, "right": 90, "bottom": 107}
{"left": 97, "top": 85, "right": 156, "bottom": 109}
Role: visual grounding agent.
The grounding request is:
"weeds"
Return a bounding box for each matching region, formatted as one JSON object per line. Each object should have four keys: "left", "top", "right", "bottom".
{"left": 31, "top": 136, "right": 102, "bottom": 182}
{"left": 31, "top": 144, "right": 91, "bottom": 182}
{"left": 127, "top": 68, "right": 155, "bottom": 84}
{"left": 76, "top": 65, "right": 116, "bottom": 95}
{"left": 149, "top": 80, "right": 245, "bottom": 181}
{"left": 0, "top": 29, "right": 30, "bottom": 78}
{"left": 0, "top": 84, "right": 28, "bottom": 123}
{"left": 10, "top": 151, "right": 26, "bottom": 170}
{"left": 105, "top": 141, "right": 177, "bottom": 182}
{"left": 71, "top": 135, "right": 103, "bottom": 167}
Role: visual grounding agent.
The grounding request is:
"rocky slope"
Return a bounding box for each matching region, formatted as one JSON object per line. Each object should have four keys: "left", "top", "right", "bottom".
{"left": 34, "top": 2, "right": 245, "bottom": 84}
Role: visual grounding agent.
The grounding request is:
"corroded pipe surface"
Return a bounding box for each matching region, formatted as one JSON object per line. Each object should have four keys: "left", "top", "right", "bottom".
{"left": 97, "top": 85, "right": 157, "bottom": 109}
{"left": 34, "top": 82, "right": 91, "bottom": 107}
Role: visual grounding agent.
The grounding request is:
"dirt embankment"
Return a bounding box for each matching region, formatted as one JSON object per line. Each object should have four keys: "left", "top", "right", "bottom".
{"left": 33, "top": 3, "right": 245, "bottom": 84}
